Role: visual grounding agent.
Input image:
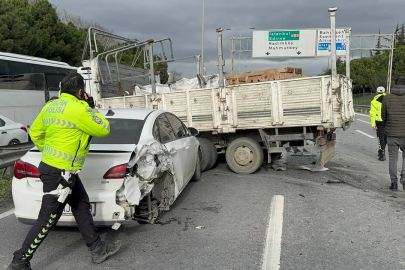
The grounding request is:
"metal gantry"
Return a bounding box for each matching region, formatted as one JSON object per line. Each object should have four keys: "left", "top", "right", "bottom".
{"left": 351, "top": 34, "right": 396, "bottom": 92}
{"left": 226, "top": 28, "right": 254, "bottom": 73}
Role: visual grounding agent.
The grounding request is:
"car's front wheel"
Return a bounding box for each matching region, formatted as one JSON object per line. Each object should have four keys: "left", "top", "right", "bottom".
{"left": 191, "top": 148, "right": 202, "bottom": 182}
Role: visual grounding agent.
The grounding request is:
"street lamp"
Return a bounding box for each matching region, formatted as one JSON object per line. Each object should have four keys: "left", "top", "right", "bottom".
{"left": 200, "top": 0, "right": 205, "bottom": 76}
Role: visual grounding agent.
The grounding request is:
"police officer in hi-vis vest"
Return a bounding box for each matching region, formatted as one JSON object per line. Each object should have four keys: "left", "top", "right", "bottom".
{"left": 370, "top": 86, "right": 387, "bottom": 161}
{"left": 8, "top": 73, "right": 121, "bottom": 270}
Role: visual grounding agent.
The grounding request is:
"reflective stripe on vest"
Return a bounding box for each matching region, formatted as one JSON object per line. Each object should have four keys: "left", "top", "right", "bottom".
{"left": 43, "top": 145, "right": 85, "bottom": 166}
{"left": 42, "top": 118, "right": 77, "bottom": 129}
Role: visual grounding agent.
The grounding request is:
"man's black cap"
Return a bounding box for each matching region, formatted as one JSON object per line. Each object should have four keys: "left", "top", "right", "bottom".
{"left": 395, "top": 76, "right": 405, "bottom": 85}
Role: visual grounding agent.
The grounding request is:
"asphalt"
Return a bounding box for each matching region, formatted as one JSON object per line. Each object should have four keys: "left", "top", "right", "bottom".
{"left": 1, "top": 113, "right": 405, "bottom": 270}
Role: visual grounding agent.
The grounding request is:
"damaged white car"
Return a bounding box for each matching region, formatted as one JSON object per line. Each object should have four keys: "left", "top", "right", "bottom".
{"left": 12, "top": 108, "right": 202, "bottom": 226}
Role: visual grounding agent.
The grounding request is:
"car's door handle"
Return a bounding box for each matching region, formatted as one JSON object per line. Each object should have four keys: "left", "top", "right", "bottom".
{"left": 1, "top": 131, "right": 6, "bottom": 134}
{"left": 186, "top": 146, "right": 190, "bottom": 150}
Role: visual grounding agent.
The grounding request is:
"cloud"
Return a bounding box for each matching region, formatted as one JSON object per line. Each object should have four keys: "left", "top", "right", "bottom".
{"left": 50, "top": 0, "right": 405, "bottom": 78}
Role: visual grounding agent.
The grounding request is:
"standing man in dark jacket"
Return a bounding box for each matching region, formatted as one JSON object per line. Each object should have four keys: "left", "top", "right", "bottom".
{"left": 382, "top": 76, "right": 405, "bottom": 190}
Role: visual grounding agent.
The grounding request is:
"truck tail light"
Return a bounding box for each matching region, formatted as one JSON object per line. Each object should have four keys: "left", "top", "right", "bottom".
{"left": 14, "top": 160, "right": 40, "bottom": 179}
{"left": 20, "top": 126, "right": 28, "bottom": 133}
{"left": 103, "top": 164, "right": 127, "bottom": 179}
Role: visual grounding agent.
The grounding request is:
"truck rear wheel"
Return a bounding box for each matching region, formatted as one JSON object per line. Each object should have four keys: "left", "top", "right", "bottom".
{"left": 207, "top": 141, "right": 218, "bottom": 170}
{"left": 197, "top": 137, "right": 216, "bottom": 171}
{"left": 225, "top": 137, "right": 264, "bottom": 174}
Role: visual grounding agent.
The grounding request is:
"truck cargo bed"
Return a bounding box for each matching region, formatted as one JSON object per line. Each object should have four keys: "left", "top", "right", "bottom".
{"left": 101, "top": 75, "right": 354, "bottom": 133}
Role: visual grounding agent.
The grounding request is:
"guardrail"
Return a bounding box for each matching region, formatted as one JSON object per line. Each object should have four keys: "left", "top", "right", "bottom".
{"left": 354, "top": 105, "right": 369, "bottom": 114}
{"left": 0, "top": 142, "right": 34, "bottom": 170}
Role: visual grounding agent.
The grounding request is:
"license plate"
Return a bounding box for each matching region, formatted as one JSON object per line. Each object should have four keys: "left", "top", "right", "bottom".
{"left": 63, "top": 203, "right": 96, "bottom": 216}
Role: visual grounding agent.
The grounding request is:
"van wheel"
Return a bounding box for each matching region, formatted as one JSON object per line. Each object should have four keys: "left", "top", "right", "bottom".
{"left": 191, "top": 148, "right": 202, "bottom": 182}
{"left": 225, "top": 137, "right": 264, "bottom": 174}
{"left": 8, "top": 139, "right": 20, "bottom": 145}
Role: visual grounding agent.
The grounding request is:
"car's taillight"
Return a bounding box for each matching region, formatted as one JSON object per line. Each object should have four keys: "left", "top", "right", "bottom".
{"left": 21, "top": 126, "right": 27, "bottom": 133}
{"left": 14, "top": 159, "right": 40, "bottom": 179}
{"left": 103, "top": 164, "right": 127, "bottom": 179}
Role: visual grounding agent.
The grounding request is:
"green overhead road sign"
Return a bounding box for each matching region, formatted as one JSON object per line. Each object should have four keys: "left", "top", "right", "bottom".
{"left": 269, "top": 31, "right": 300, "bottom": 41}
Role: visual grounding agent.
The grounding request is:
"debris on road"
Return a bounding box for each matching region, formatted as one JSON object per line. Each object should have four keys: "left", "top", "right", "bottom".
{"left": 195, "top": 226, "right": 205, "bottom": 229}
{"left": 326, "top": 179, "right": 346, "bottom": 184}
{"left": 300, "top": 165, "right": 329, "bottom": 172}
{"left": 299, "top": 194, "right": 305, "bottom": 198}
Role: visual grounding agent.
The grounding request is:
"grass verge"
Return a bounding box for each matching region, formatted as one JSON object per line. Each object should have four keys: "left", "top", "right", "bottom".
{"left": 0, "top": 168, "right": 13, "bottom": 206}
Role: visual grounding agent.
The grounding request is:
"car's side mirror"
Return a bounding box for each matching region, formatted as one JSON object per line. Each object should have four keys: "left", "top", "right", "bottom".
{"left": 188, "top": 127, "right": 199, "bottom": 136}
{"left": 177, "top": 130, "right": 185, "bottom": 138}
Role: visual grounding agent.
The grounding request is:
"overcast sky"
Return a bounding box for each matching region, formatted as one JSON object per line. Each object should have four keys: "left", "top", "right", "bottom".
{"left": 50, "top": 0, "right": 405, "bottom": 78}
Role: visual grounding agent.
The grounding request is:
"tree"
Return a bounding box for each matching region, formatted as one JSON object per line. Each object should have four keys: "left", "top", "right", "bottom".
{"left": 320, "top": 57, "right": 346, "bottom": 76}
{"left": 168, "top": 69, "right": 183, "bottom": 81}
{"left": 0, "top": 0, "right": 169, "bottom": 82}
{"left": 395, "top": 23, "right": 405, "bottom": 45}
{"left": 61, "top": 9, "right": 112, "bottom": 48}
{"left": 375, "top": 30, "right": 381, "bottom": 55}
{"left": 0, "top": 0, "right": 86, "bottom": 66}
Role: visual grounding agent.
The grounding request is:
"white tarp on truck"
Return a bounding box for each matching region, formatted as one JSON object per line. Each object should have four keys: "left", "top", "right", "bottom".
{"left": 134, "top": 75, "right": 221, "bottom": 94}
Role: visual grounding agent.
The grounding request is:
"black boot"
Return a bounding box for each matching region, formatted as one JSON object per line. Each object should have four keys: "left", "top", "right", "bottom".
{"left": 381, "top": 150, "right": 387, "bottom": 161}
{"left": 378, "top": 150, "right": 384, "bottom": 161}
{"left": 6, "top": 259, "right": 32, "bottom": 270}
{"left": 390, "top": 183, "right": 398, "bottom": 191}
{"left": 89, "top": 240, "right": 122, "bottom": 264}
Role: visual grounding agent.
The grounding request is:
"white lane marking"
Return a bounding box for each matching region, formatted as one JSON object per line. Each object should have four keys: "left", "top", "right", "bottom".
{"left": 355, "top": 130, "right": 376, "bottom": 139}
{"left": 0, "top": 209, "right": 14, "bottom": 220}
{"left": 262, "top": 195, "right": 284, "bottom": 270}
{"left": 356, "top": 119, "right": 370, "bottom": 124}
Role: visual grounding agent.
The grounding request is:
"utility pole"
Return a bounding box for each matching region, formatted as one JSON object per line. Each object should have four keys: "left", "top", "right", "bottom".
{"left": 200, "top": 0, "right": 205, "bottom": 76}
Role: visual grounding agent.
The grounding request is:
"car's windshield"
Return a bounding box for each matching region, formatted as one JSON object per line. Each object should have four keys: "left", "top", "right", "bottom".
{"left": 92, "top": 118, "right": 145, "bottom": 145}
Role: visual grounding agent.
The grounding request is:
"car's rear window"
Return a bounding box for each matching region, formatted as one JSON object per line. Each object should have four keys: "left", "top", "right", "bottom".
{"left": 92, "top": 118, "right": 144, "bottom": 145}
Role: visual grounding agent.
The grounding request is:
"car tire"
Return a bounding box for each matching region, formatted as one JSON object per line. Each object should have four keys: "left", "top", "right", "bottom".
{"left": 225, "top": 137, "right": 264, "bottom": 174}
{"left": 197, "top": 138, "right": 212, "bottom": 171}
{"left": 191, "top": 148, "right": 202, "bottom": 182}
{"left": 8, "top": 139, "right": 20, "bottom": 145}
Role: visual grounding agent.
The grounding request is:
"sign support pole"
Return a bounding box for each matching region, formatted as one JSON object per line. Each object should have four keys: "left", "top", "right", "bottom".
{"left": 217, "top": 28, "right": 225, "bottom": 87}
{"left": 328, "top": 7, "right": 338, "bottom": 77}
{"left": 345, "top": 28, "right": 351, "bottom": 79}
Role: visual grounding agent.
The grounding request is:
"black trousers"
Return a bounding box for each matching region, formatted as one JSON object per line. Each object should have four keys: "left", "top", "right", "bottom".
{"left": 376, "top": 121, "right": 387, "bottom": 150}
{"left": 13, "top": 162, "right": 100, "bottom": 261}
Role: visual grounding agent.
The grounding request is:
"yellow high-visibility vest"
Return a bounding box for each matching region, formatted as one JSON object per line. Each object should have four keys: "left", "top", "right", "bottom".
{"left": 29, "top": 93, "right": 110, "bottom": 170}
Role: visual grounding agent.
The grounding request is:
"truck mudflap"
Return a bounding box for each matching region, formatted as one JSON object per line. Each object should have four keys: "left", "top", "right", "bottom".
{"left": 295, "top": 139, "right": 336, "bottom": 172}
